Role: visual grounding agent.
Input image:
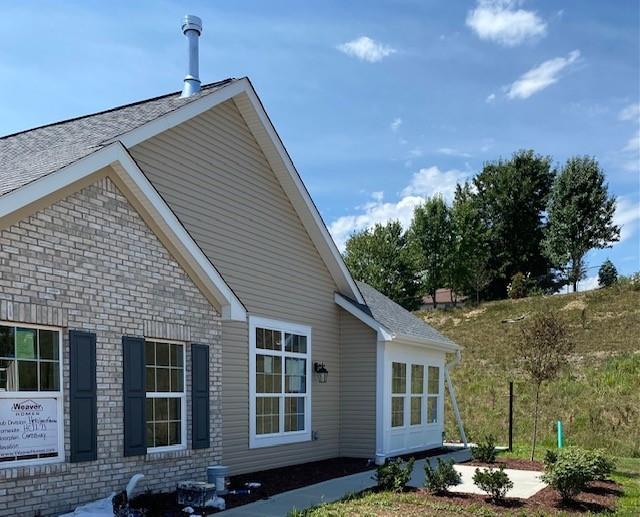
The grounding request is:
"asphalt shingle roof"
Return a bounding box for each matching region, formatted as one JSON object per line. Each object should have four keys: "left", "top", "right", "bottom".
{"left": 355, "top": 281, "right": 456, "bottom": 346}
{"left": 0, "top": 79, "right": 236, "bottom": 197}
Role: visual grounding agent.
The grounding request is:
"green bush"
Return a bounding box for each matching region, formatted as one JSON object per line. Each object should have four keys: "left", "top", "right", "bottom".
{"left": 374, "top": 457, "right": 415, "bottom": 492}
{"left": 541, "top": 447, "right": 616, "bottom": 501}
{"left": 598, "top": 259, "right": 618, "bottom": 287}
{"left": 472, "top": 434, "right": 497, "bottom": 463}
{"left": 544, "top": 449, "right": 557, "bottom": 466}
{"left": 508, "top": 272, "right": 528, "bottom": 299}
{"left": 473, "top": 466, "right": 513, "bottom": 502}
{"left": 424, "top": 458, "right": 462, "bottom": 494}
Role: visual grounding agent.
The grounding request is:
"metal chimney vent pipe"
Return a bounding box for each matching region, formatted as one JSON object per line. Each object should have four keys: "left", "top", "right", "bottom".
{"left": 180, "top": 15, "right": 202, "bottom": 98}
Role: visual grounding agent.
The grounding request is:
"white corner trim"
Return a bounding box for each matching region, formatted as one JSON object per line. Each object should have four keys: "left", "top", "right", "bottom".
{"left": 334, "top": 293, "right": 394, "bottom": 341}
{"left": 0, "top": 143, "right": 246, "bottom": 321}
{"left": 248, "top": 315, "right": 312, "bottom": 449}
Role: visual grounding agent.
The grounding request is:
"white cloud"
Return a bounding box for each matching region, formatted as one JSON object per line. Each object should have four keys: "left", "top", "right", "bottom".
{"left": 506, "top": 50, "right": 581, "bottom": 100}
{"left": 577, "top": 275, "right": 599, "bottom": 292}
{"left": 329, "top": 166, "right": 469, "bottom": 251}
{"left": 466, "top": 0, "right": 547, "bottom": 46}
{"left": 623, "top": 129, "right": 640, "bottom": 153}
{"left": 486, "top": 93, "right": 496, "bottom": 103}
{"left": 437, "top": 147, "right": 472, "bottom": 158}
{"left": 390, "top": 117, "right": 403, "bottom": 132}
{"left": 337, "top": 36, "right": 396, "bottom": 63}
{"left": 619, "top": 103, "right": 640, "bottom": 121}
{"left": 614, "top": 196, "right": 640, "bottom": 243}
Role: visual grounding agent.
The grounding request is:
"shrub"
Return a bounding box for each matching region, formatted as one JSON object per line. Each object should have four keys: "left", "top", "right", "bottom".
{"left": 598, "top": 259, "right": 618, "bottom": 287}
{"left": 473, "top": 466, "right": 513, "bottom": 503}
{"left": 424, "top": 458, "right": 462, "bottom": 494}
{"left": 374, "top": 457, "right": 415, "bottom": 492}
{"left": 541, "top": 447, "right": 615, "bottom": 501}
{"left": 508, "top": 272, "right": 529, "bottom": 299}
{"left": 472, "top": 434, "right": 497, "bottom": 463}
{"left": 544, "top": 449, "right": 558, "bottom": 467}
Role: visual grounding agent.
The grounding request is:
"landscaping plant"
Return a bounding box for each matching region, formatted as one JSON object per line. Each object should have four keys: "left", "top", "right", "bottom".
{"left": 423, "top": 458, "right": 462, "bottom": 494}
{"left": 515, "top": 311, "right": 574, "bottom": 460}
{"left": 472, "top": 466, "right": 513, "bottom": 503}
{"left": 541, "top": 446, "right": 616, "bottom": 501}
{"left": 374, "top": 457, "right": 415, "bottom": 492}
{"left": 472, "top": 434, "right": 497, "bottom": 463}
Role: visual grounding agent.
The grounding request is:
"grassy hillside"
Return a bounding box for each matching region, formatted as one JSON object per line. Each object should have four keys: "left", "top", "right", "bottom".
{"left": 418, "top": 282, "right": 640, "bottom": 457}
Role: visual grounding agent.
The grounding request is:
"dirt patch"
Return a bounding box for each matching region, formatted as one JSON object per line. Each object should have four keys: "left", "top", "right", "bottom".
{"left": 466, "top": 457, "right": 544, "bottom": 471}
{"left": 561, "top": 300, "right": 587, "bottom": 311}
{"left": 414, "top": 478, "right": 621, "bottom": 514}
{"left": 464, "top": 307, "right": 486, "bottom": 318}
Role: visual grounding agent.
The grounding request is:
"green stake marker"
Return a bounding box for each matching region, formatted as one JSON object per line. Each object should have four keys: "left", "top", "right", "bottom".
{"left": 557, "top": 420, "right": 564, "bottom": 449}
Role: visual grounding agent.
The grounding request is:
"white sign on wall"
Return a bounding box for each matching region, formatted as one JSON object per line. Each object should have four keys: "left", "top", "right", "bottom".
{"left": 0, "top": 398, "right": 58, "bottom": 458}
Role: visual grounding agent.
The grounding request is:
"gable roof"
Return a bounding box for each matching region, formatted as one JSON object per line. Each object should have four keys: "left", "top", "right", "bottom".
{"left": 336, "top": 281, "right": 459, "bottom": 351}
{"left": 0, "top": 77, "right": 365, "bottom": 306}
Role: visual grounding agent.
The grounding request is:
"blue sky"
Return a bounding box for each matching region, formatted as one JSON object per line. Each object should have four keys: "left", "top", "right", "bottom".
{"left": 1, "top": 0, "right": 638, "bottom": 288}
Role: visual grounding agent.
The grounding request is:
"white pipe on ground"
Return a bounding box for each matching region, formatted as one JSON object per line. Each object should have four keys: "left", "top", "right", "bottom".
{"left": 445, "top": 350, "right": 468, "bottom": 448}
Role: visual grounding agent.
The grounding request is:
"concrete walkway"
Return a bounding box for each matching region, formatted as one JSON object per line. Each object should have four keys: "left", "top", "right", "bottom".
{"left": 218, "top": 449, "right": 472, "bottom": 517}
{"left": 449, "top": 465, "right": 545, "bottom": 499}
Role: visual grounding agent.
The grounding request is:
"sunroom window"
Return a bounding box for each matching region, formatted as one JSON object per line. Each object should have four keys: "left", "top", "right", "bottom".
{"left": 427, "top": 366, "right": 440, "bottom": 424}
{"left": 0, "top": 323, "right": 63, "bottom": 467}
{"left": 250, "top": 317, "right": 311, "bottom": 448}
{"left": 145, "top": 340, "right": 186, "bottom": 451}
{"left": 391, "top": 362, "right": 406, "bottom": 427}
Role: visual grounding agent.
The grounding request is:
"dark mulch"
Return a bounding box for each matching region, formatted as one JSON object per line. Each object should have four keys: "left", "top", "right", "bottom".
{"left": 466, "top": 457, "right": 544, "bottom": 471}
{"left": 130, "top": 456, "right": 374, "bottom": 515}
{"left": 413, "top": 478, "right": 622, "bottom": 514}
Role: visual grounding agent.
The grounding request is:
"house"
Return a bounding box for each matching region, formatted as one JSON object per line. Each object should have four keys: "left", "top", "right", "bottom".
{"left": 0, "top": 16, "right": 465, "bottom": 516}
{"left": 421, "top": 288, "right": 469, "bottom": 310}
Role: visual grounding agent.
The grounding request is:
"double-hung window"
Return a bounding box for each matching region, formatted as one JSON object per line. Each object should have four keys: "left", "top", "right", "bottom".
{"left": 391, "top": 362, "right": 406, "bottom": 427}
{"left": 410, "top": 364, "right": 424, "bottom": 425}
{"left": 145, "top": 340, "right": 186, "bottom": 451}
{"left": 426, "top": 366, "right": 441, "bottom": 424}
{"left": 249, "top": 317, "right": 311, "bottom": 448}
{"left": 0, "top": 323, "right": 63, "bottom": 467}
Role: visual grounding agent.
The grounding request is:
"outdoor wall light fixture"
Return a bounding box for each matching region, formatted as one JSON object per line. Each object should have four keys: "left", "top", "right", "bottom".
{"left": 314, "top": 362, "right": 329, "bottom": 383}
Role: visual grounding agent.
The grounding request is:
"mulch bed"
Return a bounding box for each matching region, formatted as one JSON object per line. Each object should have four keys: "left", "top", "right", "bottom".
{"left": 411, "top": 478, "right": 621, "bottom": 514}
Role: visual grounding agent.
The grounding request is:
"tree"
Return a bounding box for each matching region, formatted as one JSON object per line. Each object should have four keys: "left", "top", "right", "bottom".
{"left": 410, "top": 196, "right": 451, "bottom": 309}
{"left": 543, "top": 156, "right": 620, "bottom": 292}
{"left": 448, "top": 183, "right": 490, "bottom": 304}
{"left": 343, "top": 221, "right": 422, "bottom": 310}
{"left": 474, "top": 150, "right": 556, "bottom": 298}
{"left": 516, "top": 312, "right": 574, "bottom": 460}
{"left": 598, "top": 259, "right": 618, "bottom": 288}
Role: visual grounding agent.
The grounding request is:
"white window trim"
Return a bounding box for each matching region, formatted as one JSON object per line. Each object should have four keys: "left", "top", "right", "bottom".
{"left": 249, "top": 316, "right": 312, "bottom": 449}
{"left": 0, "top": 321, "right": 64, "bottom": 469}
{"left": 426, "top": 365, "right": 441, "bottom": 426}
{"left": 145, "top": 338, "right": 187, "bottom": 454}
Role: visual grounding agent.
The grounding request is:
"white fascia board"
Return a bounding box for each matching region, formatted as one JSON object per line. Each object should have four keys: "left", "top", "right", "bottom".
{"left": 392, "top": 333, "right": 462, "bottom": 353}
{"left": 334, "top": 293, "right": 394, "bottom": 341}
{"left": 112, "top": 79, "right": 248, "bottom": 148}
{"left": 107, "top": 77, "right": 365, "bottom": 305}
{"left": 0, "top": 143, "right": 246, "bottom": 321}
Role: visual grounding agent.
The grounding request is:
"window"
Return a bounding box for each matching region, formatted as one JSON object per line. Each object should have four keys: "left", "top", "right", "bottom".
{"left": 410, "top": 364, "right": 424, "bottom": 425}
{"left": 250, "top": 317, "right": 311, "bottom": 448}
{"left": 0, "top": 323, "right": 63, "bottom": 467}
{"left": 427, "top": 366, "right": 440, "bottom": 424}
{"left": 145, "top": 340, "right": 186, "bottom": 451}
{"left": 391, "top": 362, "right": 406, "bottom": 427}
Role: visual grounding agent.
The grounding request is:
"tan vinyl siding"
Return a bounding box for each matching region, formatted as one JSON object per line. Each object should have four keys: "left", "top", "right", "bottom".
{"left": 339, "top": 310, "right": 377, "bottom": 458}
{"left": 130, "top": 99, "right": 344, "bottom": 474}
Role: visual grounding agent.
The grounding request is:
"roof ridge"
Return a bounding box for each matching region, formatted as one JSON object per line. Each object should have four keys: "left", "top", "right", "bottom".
{"left": 0, "top": 78, "right": 236, "bottom": 142}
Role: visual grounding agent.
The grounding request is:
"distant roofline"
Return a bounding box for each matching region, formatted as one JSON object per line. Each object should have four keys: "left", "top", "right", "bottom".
{"left": 0, "top": 78, "right": 236, "bottom": 141}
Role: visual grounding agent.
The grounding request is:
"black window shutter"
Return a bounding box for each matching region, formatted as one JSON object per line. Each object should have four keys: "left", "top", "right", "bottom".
{"left": 69, "top": 330, "right": 97, "bottom": 462}
{"left": 123, "top": 336, "right": 146, "bottom": 456}
{"left": 191, "top": 344, "right": 210, "bottom": 449}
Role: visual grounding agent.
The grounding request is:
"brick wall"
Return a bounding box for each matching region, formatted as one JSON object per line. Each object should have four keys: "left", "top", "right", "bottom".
{"left": 0, "top": 177, "right": 223, "bottom": 516}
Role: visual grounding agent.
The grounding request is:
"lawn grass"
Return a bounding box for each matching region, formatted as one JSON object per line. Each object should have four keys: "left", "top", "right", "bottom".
{"left": 289, "top": 455, "right": 640, "bottom": 516}
{"left": 417, "top": 283, "right": 640, "bottom": 457}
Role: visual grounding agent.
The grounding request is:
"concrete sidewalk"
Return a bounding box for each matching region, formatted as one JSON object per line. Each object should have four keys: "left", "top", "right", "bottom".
{"left": 218, "top": 448, "right": 472, "bottom": 517}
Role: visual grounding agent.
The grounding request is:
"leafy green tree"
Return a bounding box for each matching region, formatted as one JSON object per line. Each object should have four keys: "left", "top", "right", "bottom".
{"left": 474, "top": 150, "right": 555, "bottom": 298}
{"left": 449, "top": 183, "right": 490, "bottom": 303}
{"left": 598, "top": 259, "right": 618, "bottom": 288}
{"left": 343, "top": 221, "right": 422, "bottom": 310}
{"left": 410, "top": 196, "right": 451, "bottom": 309}
{"left": 543, "top": 157, "right": 620, "bottom": 292}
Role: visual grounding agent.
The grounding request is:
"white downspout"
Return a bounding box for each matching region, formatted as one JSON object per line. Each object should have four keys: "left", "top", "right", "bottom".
{"left": 445, "top": 349, "right": 468, "bottom": 448}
